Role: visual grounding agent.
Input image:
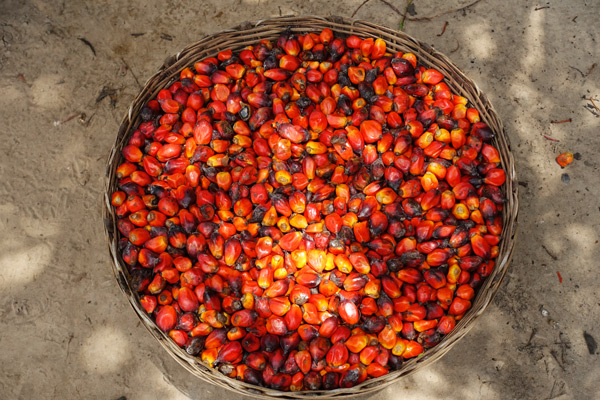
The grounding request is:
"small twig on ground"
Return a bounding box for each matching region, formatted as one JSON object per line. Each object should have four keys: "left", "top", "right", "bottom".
{"left": 406, "top": 0, "right": 482, "bottom": 22}
{"left": 351, "top": 0, "right": 403, "bottom": 19}
{"left": 121, "top": 57, "right": 142, "bottom": 90}
{"left": 96, "top": 87, "right": 118, "bottom": 107}
{"left": 379, "top": 0, "right": 403, "bottom": 15}
{"left": 131, "top": 33, "right": 145, "bottom": 37}
{"left": 572, "top": 16, "right": 577, "bottom": 23}
{"left": 569, "top": 66, "right": 585, "bottom": 77}
{"left": 535, "top": 6, "right": 550, "bottom": 11}
{"left": 77, "top": 37, "right": 96, "bottom": 56}
{"left": 550, "top": 118, "right": 572, "bottom": 124}
{"left": 542, "top": 245, "right": 558, "bottom": 261}
{"left": 583, "top": 96, "right": 600, "bottom": 116}
{"left": 54, "top": 113, "right": 84, "bottom": 127}
{"left": 399, "top": 0, "right": 415, "bottom": 31}
{"left": 351, "top": 0, "right": 370, "bottom": 18}
{"left": 542, "top": 135, "right": 559, "bottom": 142}
{"left": 526, "top": 328, "right": 537, "bottom": 346}
{"left": 585, "top": 63, "right": 597, "bottom": 77}
{"left": 436, "top": 21, "right": 449, "bottom": 36}
{"left": 160, "top": 33, "right": 173, "bottom": 41}
{"left": 450, "top": 39, "right": 460, "bottom": 53}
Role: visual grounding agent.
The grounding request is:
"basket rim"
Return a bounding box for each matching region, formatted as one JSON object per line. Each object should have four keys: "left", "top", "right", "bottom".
{"left": 103, "top": 14, "right": 519, "bottom": 400}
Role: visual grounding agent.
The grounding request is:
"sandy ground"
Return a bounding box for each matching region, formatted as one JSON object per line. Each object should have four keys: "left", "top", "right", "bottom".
{"left": 1, "top": 0, "right": 599, "bottom": 399}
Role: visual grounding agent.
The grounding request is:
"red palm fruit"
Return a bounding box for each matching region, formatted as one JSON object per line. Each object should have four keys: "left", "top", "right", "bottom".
{"left": 294, "top": 350, "right": 312, "bottom": 374}
{"left": 266, "top": 315, "right": 288, "bottom": 336}
{"left": 396, "top": 268, "right": 422, "bottom": 284}
{"left": 416, "top": 220, "right": 434, "bottom": 242}
{"left": 420, "top": 171, "right": 439, "bottom": 192}
{"left": 353, "top": 221, "right": 371, "bottom": 243}
{"left": 481, "top": 143, "right": 501, "bottom": 163}
{"left": 470, "top": 121, "right": 494, "bottom": 141}
{"left": 360, "top": 297, "right": 378, "bottom": 316}
{"left": 285, "top": 304, "right": 303, "bottom": 331}
{"left": 169, "top": 329, "right": 188, "bottom": 347}
{"left": 381, "top": 275, "right": 401, "bottom": 298}
{"left": 414, "top": 319, "right": 438, "bottom": 333}
{"left": 302, "top": 303, "right": 320, "bottom": 325}
{"left": 263, "top": 278, "right": 290, "bottom": 298}
{"left": 436, "top": 287, "right": 454, "bottom": 309}
{"left": 129, "top": 210, "right": 149, "bottom": 227}
{"left": 222, "top": 237, "right": 241, "bottom": 266}
{"left": 144, "top": 234, "right": 167, "bottom": 253}
{"left": 303, "top": 370, "right": 322, "bottom": 390}
{"left": 264, "top": 68, "right": 291, "bottom": 81}
{"left": 421, "top": 68, "right": 444, "bottom": 85}
{"left": 318, "top": 316, "right": 339, "bottom": 338}
{"left": 345, "top": 334, "right": 368, "bottom": 353}
{"left": 278, "top": 54, "right": 301, "bottom": 71}
{"left": 245, "top": 351, "right": 267, "bottom": 371}
{"left": 346, "top": 126, "right": 365, "bottom": 151}
{"left": 399, "top": 179, "right": 422, "bottom": 198}
{"left": 289, "top": 285, "right": 311, "bottom": 305}
{"left": 270, "top": 372, "right": 292, "bottom": 390}
{"left": 318, "top": 279, "right": 338, "bottom": 297}
{"left": 424, "top": 303, "right": 444, "bottom": 320}
{"left": 395, "top": 237, "right": 416, "bottom": 256}
{"left": 326, "top": 342, "right": 349, "bottom": 367}
{"left": 403, "top": 304, "right": 427, "bottom": 322}
{"left": 402, "top": 340, "right": 424, "bottom": 359}
{"left": 256, "top": 237, "right": 273, "bottom": 259}
{"left": 329, "top": 325, "right": 351, "bottom": 345}
{"left": 480, "top": 197, "right": 497, "bottom": 222}
{"left": 304, "top": 249, "right": 324, "bottom": 273}
{"left": 338, "top": 300, "right": 360, "bottom": 325}
{"left": 206, "top": 232, "right": 224, "bottom": 259}
{"left": 155, "top": 305, "right": 177, "bottom": 332}
{"left": 122, "top": 144, "right": 144, "bottom": 163}
{"left": 348, "top": 253, "right": 370, "bottom": 274}
{"left": 360, "top": 120, "right": 383, "bottom": 143}
{"left": 363, "top": 278, "right": 381, "bottom": 298}
{"left": 216, "top": 341, "right": 243, "bottom": 364}
{"left": 445, "top": 165, "right": 461, "bottom": 187}
{"left": 296, "top": 272, "right": 321, "bottom": 288}
{"left": 358, "top": 345, "right": 378, "bottom": 365}
{"left": 257, "top": 268, "right": 274, "bottom": 290}
{"left": 140, "top": 295, "right": 157, "bottom": 314}
{"left": 128, "top": 228, "right": 150, "bottom": 246}
{"left": 377, "top": 325, "right": 397, "bottom": 350}
{"left": 426, "top": 249, "right": 452, "bottom": 269}
{"left": 449, "top": 297, "right": 471, "bottom": 316}
{"left": 231, "top": 309, "right": 258, "bottom": 328}
{"left": 484, "top": 168, "right": 506, "bottom": 186}
{"left": 452, "top": 203, "right": 470, "bottom": 220}
{"left": 457, "top": 284, "right": 475, "bottom": 300}
{"left": 279, "top": 232, "right": 303, "bottom": 252}
{"left": 297, "top": 324, "right": 319, "bottom": 342}
{"left": 178, "top": 287, "right": 199, "bottom": 312}
{"left": 342, "top": 273, "right": 366, "bottom": 292}
{"left": 556, "top": 152, "right": 574, "bottom": 168}
{"left": 459, "top": 255, "right": 482, "bottom": 272}
{"left": 421, "top": 189, "right": 442, "bottom": 211}
{"left": 437, "top": 315, "right": 456, "bottom": 335}
{"left": 241, "top": 333, "right": 261, "bottom": 353}
{"left": 471, "top": 233, "right": 491, "bottom": 259}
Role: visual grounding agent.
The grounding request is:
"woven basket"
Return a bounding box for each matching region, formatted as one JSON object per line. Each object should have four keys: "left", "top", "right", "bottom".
{"left": 103, "top": 15, "right": 518, "bottom": 399}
